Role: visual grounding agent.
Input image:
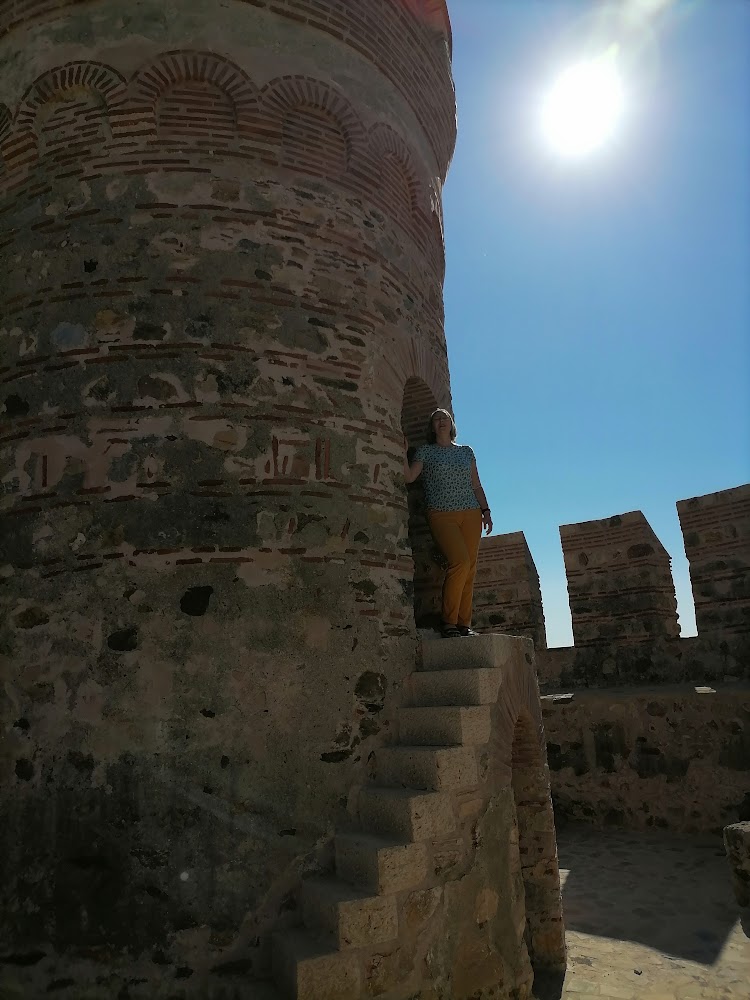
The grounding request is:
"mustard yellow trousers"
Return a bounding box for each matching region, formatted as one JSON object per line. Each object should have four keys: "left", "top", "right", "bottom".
{"left": 427, "top": 508, "right": 483, "bottom": 627}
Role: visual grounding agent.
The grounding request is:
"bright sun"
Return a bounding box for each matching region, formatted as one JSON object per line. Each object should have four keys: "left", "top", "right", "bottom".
{"left": 540, "top": 49, "right": 625, "bottom": 159}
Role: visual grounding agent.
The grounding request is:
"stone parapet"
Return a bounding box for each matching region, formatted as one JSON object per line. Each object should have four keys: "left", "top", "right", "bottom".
{"left": 541, "top": 685, "right": 750, "bottom": 835}
{"left": 536, "top": 633, "right": 750, "bottom": 692}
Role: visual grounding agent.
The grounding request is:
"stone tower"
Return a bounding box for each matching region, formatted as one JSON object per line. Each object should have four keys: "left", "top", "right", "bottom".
{"left": 0, "top": 0, "right": 459, "bottom": 990}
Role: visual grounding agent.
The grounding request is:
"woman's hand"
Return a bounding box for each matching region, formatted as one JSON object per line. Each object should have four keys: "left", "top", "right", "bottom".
{"left": 482, "top": 509, "right": 493, "bottom": 535}
{"left": 402, "top": 437, "right": 423, "bottom": 484}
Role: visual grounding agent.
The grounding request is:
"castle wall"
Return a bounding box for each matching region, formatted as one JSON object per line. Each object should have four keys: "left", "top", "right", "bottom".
{"left": 474, "top": 532, "right": 547, "bottom": 649}
{"left": 528, "top": 487, "right": 750, "bottom": 835}
{"left": 678, "top": 483, "right": 750, "bottom": 640}
{"left": 0, "top": 0, "right": 457, "bottom": 986}
{"left": 542, "top": 686, "right": 750, "bottom": 835}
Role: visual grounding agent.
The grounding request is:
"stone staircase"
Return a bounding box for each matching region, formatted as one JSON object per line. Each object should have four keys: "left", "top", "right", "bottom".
{"left": 268, "top": 635, "right": 517, "bottom": 1000}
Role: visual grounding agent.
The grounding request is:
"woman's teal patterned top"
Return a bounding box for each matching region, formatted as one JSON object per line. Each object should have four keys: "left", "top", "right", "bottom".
{"left": 413, "top": 443, "right": 480, "bottom": 512}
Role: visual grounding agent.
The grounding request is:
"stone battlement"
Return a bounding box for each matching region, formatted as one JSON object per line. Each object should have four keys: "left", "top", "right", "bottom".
{"left": 476, "top": 483, "right": 750, "bottom": 689}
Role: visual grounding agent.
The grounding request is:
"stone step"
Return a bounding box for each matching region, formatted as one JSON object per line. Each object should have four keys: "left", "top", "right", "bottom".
{"left": 334, "top": 832, "right": 428, "bottom": 895}
{"left": 419, "top": 632, "right": 530, "bottom": 672}
{"left": 272, "top": 929, "right": 360, "bottom": 1000}
{"left": 358, "top": 786, "right": 455, "bottom": 841}
{"left": 411, "top": 667, "right": 502, "bottom": 706}
{"left": 375, "top": 744, "right": 479, "bottom": 792}
{"left": 300, "top": 876, "right": 398, "bottom": 949}
{"left": 399, "top": 705, "right": 492, "bottom": 746}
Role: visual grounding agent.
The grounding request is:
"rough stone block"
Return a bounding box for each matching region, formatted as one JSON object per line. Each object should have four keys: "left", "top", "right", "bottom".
{"left": 271, "top": 929, "right": 360, "bottom": 1000}
{"left": 334, "top": 833, "right": 428, "bottom": 895}
{"left": 399, "top": 705, "right": 492, "bottom": 746}
{"left": 358, "top": 787, "right": 456, "bottom": 841}
{"left": 411, "top": 667, "right": 503, "bottom": 706}
{"left": 420, "top": 632, "right": 531, "bottom": 672}
{"left": 375, "top": 745, "right": 479, "bottom": 792}
{"left": 300, "top": 877, "right": 398, "bottom": 949}
{"left": 724, "top": 821, "right": 750, "bottom": 906}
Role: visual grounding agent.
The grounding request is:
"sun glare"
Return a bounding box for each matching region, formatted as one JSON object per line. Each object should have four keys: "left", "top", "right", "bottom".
{"left": 540, "top": 49, "right": 625, "bottom": 159}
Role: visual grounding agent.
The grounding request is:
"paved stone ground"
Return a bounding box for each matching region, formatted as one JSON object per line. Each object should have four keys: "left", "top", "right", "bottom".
{"left": 533, "top": 823, "right": 750, "bottom": 1000}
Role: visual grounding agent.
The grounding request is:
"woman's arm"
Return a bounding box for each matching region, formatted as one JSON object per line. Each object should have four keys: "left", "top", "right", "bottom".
{"left": 403, "top": 437, "right": 423, "bottom": 484}
{"left": 471, "top": 459, "right": 493, "bottom": 534}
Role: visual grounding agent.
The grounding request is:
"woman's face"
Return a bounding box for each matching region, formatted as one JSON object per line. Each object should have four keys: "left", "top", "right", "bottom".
{"left": 433, "top": 411, "right": 451, "bottom": 435}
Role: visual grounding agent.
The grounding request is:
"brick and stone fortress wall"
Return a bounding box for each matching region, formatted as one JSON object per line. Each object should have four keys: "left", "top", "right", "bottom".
{"left": 473, "top": 532, "right": 546, "bottom": 650}
{"left": 0, "top": 0, "right": 457, "bottom": 978}
{"left": 477, "top": 484, "right": 750, "bottom": 835}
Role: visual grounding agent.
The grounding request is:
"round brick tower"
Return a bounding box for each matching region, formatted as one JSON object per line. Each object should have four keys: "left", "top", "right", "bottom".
{"left": 0, "top": 0, "right": 456, "bottom": 989}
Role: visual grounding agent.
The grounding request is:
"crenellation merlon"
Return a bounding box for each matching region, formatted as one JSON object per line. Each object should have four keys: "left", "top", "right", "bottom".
{"left": 677, "top": 483, "right": 750, "bottom": 637}
{"left": 560, "top": 510, "right": 679, "bottom": 647}
{"left": 474, "top": 531, "right": 547, "bottom": 650}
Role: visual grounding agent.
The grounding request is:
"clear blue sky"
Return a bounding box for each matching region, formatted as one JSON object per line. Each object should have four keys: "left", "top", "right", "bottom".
{"left": 443, "top": 0, "right": 750, "bottom": 647}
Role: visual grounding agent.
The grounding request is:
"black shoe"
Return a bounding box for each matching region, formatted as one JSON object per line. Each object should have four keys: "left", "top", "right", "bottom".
{"left": 440, "top": 623, "right": 462, "bottom": 638}
{"left": 456, "top": 625, "right": 478, "bottom": 636}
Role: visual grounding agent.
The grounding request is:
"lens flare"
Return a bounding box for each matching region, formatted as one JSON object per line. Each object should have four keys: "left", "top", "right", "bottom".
{"left": 539, "top": 47, "right": 625, "bottom": 159}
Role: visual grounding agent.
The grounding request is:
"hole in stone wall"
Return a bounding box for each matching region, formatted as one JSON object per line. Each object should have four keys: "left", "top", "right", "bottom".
{"left": 180, "top": 586, "right": 213, "bottom": 616}
{"left": 107, "top": 626, "right": 138, "bottom": 651}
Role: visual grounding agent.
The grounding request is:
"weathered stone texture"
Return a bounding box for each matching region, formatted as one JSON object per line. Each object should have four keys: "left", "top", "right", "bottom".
{"left": 268, "top": 635, "right": 565, "bottom": 1000}
{"left": 473, "top": 532, "right": 547, "bottom": 650}
{"left": 678, "top": 483, "right": 750, "bottom": 640}
{"left": 560, "top": 511, "right": 679, "bottom": 648}
{"left": 723, "top": 821, "right": 750, "bottom": 907}
{"left": 542, "top": 687, "right": 750, "bottom": 834}
{"left": 0, "top": 0, "right": 464, "bottom": 992}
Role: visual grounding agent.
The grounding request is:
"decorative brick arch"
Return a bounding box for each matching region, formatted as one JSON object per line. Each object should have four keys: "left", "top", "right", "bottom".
{"left": 368, "top": 122, "right": 423, "bottom": 220}
{"left": 261, "top": 75, "right": 364, "bottom": 176}
{"left": 16, "top": 61, "right": 126, "bottom": 130}
{"left": 373, "top": 334, "right": 450, "bottom": 417}
{"left": 130, "top": 50, "right": 257, "bottom": 133}
{"left": 490, "top": 650, "right": 567, "bottom": 975}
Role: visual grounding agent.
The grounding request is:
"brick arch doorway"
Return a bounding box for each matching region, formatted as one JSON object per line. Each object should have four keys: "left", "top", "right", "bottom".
{"left": 401, "top": 376, "right": 445, "bottom": 628}
{"left": 510, "top": 709, "right": 567, "bottom": 976}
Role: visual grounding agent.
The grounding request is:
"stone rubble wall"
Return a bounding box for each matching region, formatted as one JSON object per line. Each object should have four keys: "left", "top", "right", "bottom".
{"left": 542, "top": 686, "right": 750, "bottom": 835}
{"left": 0, "top": 0, "right": 460, "bottom": 990}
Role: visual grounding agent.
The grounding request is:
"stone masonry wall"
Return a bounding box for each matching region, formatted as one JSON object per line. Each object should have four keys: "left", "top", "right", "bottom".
{"left": 560, "top": 510, "right": 680, "bottom": 647}
{"left": 0, "top": 0, "right": 457, "bottom": 988}
{"left": 542, "top": 686, "right": 750, "bottom": 834}
{"left": 469, "top": 489, "right": 749, "bottom": 836}
{"left": 526, "top": 487, "right": 750, "bottom": 836}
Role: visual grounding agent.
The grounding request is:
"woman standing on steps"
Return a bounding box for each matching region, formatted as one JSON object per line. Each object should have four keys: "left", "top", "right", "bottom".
{"left": 403, "top": 408, "right": 493, "bottom": 638}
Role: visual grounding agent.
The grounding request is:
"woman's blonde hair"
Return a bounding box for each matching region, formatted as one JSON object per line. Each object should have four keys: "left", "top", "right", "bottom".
{"left": 425, "top": 408, "right": 457, "bottom": 443}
